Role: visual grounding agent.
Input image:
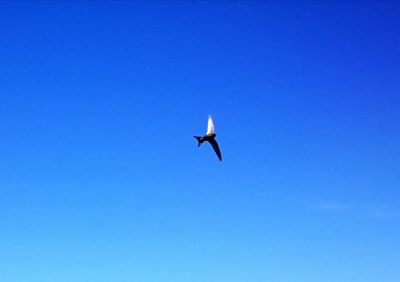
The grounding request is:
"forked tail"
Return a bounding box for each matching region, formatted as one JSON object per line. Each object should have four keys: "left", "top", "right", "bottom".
{"left": 193, "top": 136, "right": 202, "bottom": 147}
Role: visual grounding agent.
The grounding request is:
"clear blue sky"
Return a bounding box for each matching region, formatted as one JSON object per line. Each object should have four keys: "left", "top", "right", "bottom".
{"left": 1, "top": 2, "right": 399, "bottom": 282}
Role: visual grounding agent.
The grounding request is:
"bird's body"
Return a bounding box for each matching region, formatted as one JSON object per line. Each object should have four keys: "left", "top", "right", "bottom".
{"left": 194, "top": 116, "right": 222, "bottom": 161}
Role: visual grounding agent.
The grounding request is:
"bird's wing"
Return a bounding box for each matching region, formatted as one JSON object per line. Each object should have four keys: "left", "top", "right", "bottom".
{"left": 208, "top": 138, "right": 222, "bottom": 161}
{"left": 206, "top": 115, "right": 214, "bottom": 135}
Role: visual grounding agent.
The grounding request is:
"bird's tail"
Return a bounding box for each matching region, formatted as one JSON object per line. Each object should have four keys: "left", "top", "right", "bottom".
{"left": 194, "top": 136, "right": 202, "bottom": 147}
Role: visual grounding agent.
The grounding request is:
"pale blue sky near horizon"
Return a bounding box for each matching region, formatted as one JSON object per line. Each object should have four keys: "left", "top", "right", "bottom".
{"left": 1, "top": 2, "right": 399, "bottom": 282}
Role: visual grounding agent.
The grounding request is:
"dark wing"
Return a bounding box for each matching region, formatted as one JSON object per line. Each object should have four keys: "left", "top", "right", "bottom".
{"left": 208, "top": 138, "right": 222, "bottom": 161}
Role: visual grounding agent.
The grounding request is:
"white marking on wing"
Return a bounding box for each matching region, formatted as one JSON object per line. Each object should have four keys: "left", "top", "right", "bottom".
{"left": 206, "top": 115, "right": 214, "bottom": 135}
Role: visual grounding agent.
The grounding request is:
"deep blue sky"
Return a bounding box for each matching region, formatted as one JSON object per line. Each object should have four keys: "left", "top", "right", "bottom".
{"left": 1, "top": 2, "right": 399, "bottom": 282}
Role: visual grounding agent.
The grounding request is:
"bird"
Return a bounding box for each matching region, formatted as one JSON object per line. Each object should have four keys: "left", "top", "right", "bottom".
{"left": 194, "top": 115, "right": 222, "bottom": 161}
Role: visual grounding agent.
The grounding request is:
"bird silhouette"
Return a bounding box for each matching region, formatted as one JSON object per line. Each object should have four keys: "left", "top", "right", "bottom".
{"left": 194, "top": 115, "right": 222, "bottom": 161}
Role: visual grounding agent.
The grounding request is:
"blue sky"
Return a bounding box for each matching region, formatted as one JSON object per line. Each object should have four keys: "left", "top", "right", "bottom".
{"left": 1, "top": 2, "right": 399, "bottom": 282}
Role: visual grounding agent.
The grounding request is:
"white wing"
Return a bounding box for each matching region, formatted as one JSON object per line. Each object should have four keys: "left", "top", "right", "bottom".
{"left": 206, "top": 115, "right": 214, "bottom": 135}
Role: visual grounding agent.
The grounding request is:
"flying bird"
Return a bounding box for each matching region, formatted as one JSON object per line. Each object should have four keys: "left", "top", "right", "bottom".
{"left": 194, "top": 115, "right": 222, "bottom": 161}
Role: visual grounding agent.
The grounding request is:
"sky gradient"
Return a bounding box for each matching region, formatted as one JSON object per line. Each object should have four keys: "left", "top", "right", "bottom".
{"left": 1, "top": 2, "right": 399, "bottom": 282}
